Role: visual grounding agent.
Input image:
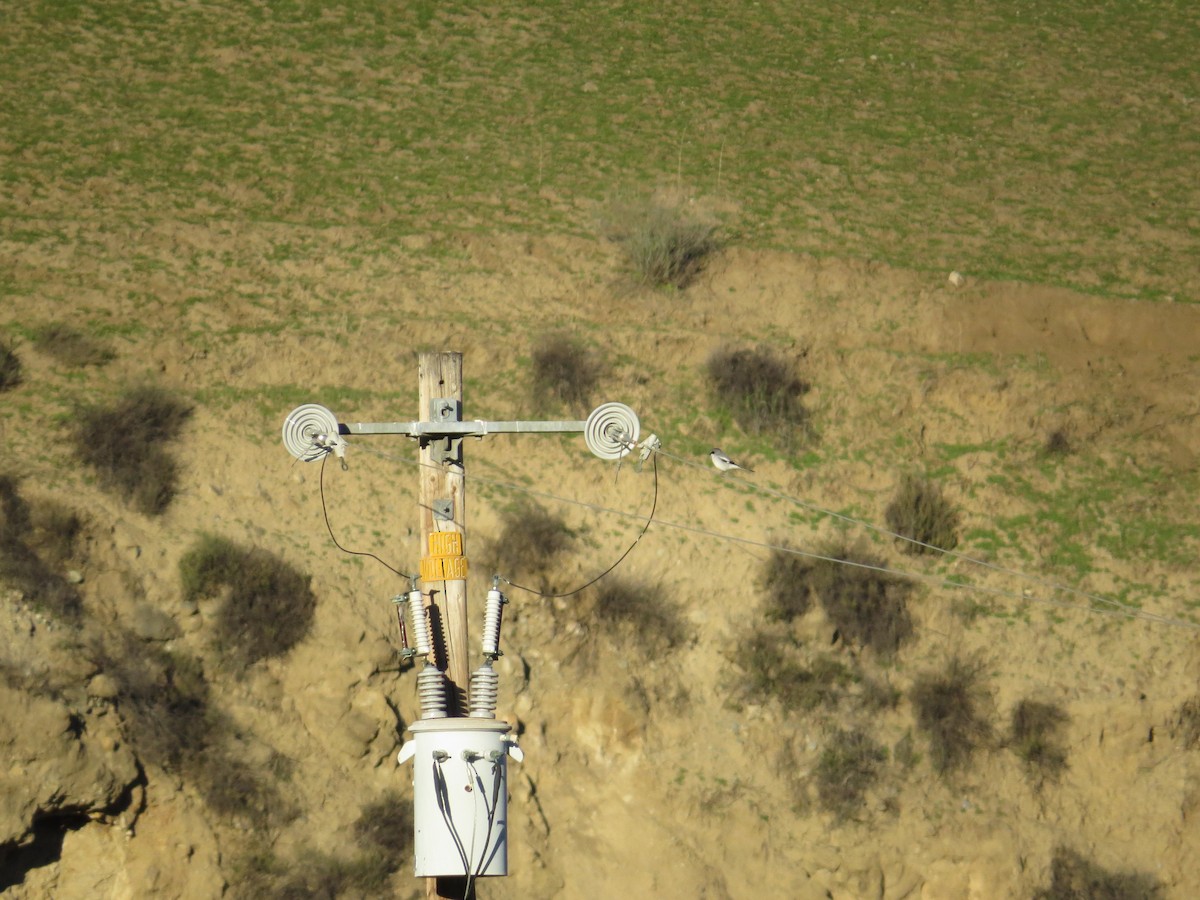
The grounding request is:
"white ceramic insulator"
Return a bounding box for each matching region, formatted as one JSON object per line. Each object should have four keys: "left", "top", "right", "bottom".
{"left": 417, "top": 663, "right": 448, "bottom": 719}
{"left": 482, "top": 588, "right": 505, "bottom": 658}
{"left": 281, "top": 403, "right": 341, "bottom": 462}
{"left": 584, "top": 402, "right": 640, "bottom": 460}
{"left": 407, "top": 590, "right": 433, "bottom": 657}
{"left": 469, "top": 661, "right": 498, "bottom": 719}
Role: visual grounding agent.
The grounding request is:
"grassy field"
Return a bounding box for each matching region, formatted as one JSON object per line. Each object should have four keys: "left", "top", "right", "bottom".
{"left": 3, "top": 6, "right": 1200, "bottom": 896}
{"left": 1, "top": 0, "right": 1197, "bottom": 301}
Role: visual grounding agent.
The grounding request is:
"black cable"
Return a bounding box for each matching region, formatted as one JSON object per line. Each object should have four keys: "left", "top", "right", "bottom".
{"left": 501, "top": 452, "right": 660, "bottom": 599}
{"left": 462, "top": 759, "right": 504, "bottom": 898}
{"left": 432, "top": 759, "right": 472, "bottom": 877}
{"left": 318, "top": 453, "right": 407, "bottom": 578}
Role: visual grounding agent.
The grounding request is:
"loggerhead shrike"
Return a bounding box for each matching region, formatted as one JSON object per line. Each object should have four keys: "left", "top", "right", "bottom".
{"left": 710, "top": 448, "right": 752, "bottom": 473}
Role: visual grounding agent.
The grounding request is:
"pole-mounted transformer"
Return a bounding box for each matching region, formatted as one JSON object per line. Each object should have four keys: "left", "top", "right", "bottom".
{"left": 282, "top": 356, "right": 643, "bottom": 895}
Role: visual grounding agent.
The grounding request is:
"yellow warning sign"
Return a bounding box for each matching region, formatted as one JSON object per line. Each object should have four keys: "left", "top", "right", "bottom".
{"left": 420, "top": 555, "right": 468, "bottom": 581}
{"left": 428, "top": 532, "right": 463, "bottom": 557}
{"left": 422, "top": 531, "right": 467, "bottom": 581}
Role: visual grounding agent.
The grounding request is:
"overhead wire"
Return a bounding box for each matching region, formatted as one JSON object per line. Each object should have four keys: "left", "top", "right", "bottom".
{"left": 499, "top": 452, "right": 659, "bottom": 599}
{"left": 318, "top": 453, "right": 408, "bottom": 577}
{"left": 651, "top": 444, "right": 1190, "bottom": 628}
{"left": 326, "top": 437, "right": 1197, "bottom": 631}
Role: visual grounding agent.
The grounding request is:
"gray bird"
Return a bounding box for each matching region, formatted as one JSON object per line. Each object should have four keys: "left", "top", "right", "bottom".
{"left": 710, "top": 448, "right": 752, "bottom": 473}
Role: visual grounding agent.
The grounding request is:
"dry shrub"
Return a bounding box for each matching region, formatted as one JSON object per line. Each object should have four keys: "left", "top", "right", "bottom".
{"left": 1033, "top": 846, "right": 1163, "bottom": 900}
{"left": 96, "top": 632, "right": 289, "bottom": 827}
{"left": 230, "top": 797, "right": 411, "bottom": 900}
{"left": 910, "top": 656, "right": 992, "bottom": 774}
{"left": 1043, "top": 428, "right": 1073, "bottom": 457}
{"left": 884, "top": 473, "right": 960, "bottom": 554}
{"left": 739, "top": 628, "right": 852, "bottom": 712}
{"left": 806, "top": 543, "right": 914, "bottom": 656}
{"left": 590, "top": 577, "right": 689, "bottom": 655}
{"left": 761, "top": 544, "right": 813, "bottom": 622}
{"left": 1009, "top": 698, "right": 1069, "bottom": 784}
{"left": 0, "top": 475, "right": 82, "bottom": 621}
{"left": 483, "top": 502, "right": 575, "bottom": 593}
{"left": 706, "top": 346, "right": 811, "bottom": 447}
{"left": 179, "top": 535, "right": 316, "bottom": 667}
{"left": 530, "top": 332, "right": 602, "bottom": 410}
{"left": 96, "top": 634, "right": 211, "bottom": 770}
{"left": 1170, "top": 695, "right": 1200, "bottom": 750}
{"left": 606, "top": 197, "right": 718, "bottom": 288}
{"left": 815, "top": 727, "right": 888, "bottom": 820}
{"left": 31, "top": 322, "right": 114, "bottom": 367}
{"left": 72, "top": 386, "right": 192, "bottom": 515}
{"left": 0, "top": 338, "right": 21, "bottom": 391}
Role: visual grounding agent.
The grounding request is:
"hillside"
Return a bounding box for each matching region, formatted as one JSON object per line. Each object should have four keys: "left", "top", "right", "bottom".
{"left": 3, "top": 233, "right": 1199, "bottom": 898}
{"left": 3, "top": 2, "right": 1199, "bottom": 898}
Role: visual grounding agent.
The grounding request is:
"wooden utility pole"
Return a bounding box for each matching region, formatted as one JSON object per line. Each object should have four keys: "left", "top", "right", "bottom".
{"left": 418, "top": 351, "right": 472, "bottom": 900}
{"left": 418, "top": 351, "right": 470, "bottom": 710}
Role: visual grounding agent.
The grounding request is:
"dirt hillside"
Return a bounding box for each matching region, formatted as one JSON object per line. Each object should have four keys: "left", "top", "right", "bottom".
{"left": 2, "top": 224, "right": 1199, "bottom": 898}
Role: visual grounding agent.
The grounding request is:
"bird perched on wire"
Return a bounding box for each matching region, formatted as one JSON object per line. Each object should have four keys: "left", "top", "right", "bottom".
{"left": 710, "top": 448, "right": 753, "bottom": 473}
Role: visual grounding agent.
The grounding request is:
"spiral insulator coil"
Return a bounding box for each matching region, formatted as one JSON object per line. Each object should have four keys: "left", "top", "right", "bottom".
{"left": 468, "top": 661, "right": 498, "bottom": 719}
{"left": 417, "top": 662, "right": 449, "bottom": 719}
{"left": 281, "top": 403, "right": 341, "bottom": 462}
{"left": 584, "top": 403, "right": 640, "bottom": 460}
{"left": 407, "top": 590, "right": 434, "bottom": 657}
{"left": 482, "top": 588, "right": 505, "bottom": 658}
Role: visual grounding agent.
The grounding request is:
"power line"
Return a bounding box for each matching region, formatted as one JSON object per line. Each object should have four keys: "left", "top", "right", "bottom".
{"left": 652, "top": 445, "right": 1182, "bottom": 627}
{"left": 343, "top": 440, "right": 1198, "bottom": 631}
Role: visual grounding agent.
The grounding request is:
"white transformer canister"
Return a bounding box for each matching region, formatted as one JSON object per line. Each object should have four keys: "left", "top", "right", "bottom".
{"left": 397, "top": 718, "right": 523, "bottom": 878}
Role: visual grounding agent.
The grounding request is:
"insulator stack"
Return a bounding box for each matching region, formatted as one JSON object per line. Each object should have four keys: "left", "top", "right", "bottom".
{"left": 468, "top": 661, "right": 498, "bottom": 719}
{"left": 482, "top": 587, "right": 506, "bottom": 658}
{"left": 417, "top": 662, "right": 449, "bottom": 719}
{"left": 407, "top": 589, "right": 434, "bottom": 657}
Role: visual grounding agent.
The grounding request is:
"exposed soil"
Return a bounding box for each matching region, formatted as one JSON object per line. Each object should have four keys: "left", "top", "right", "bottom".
{"left": 2, "top": 224, "right": 1198, "bottom": 897}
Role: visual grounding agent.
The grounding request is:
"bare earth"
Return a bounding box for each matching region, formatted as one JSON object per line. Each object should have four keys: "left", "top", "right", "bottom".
{"left": 2, "top": 212, "right": 1198, "bottom": 899}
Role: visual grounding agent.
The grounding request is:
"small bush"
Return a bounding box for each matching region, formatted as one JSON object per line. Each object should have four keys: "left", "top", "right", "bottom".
{"left": 98, "top": 635, "right": 213, "bottom": 770}
{"left": 354, "top": 793, "right": 414, "bottom": 857}
{"left": 0, "top": 475, "right": 82, "bottom": 621}
{"left": 706, "top": 346, "right": 811, "bottom": 447}
{"left": 809, "top": 543, "right": 914, "bottom": 656}
{"left": 1043, "top": 428, "right": 1073, "bottom": 458}
{"left": 232, "top": 847, "right": 391, "bottom": 900}
{"left": 884, "top": 474, "right": 960, "bottom": 554}
{"left": 180, "top": 535, "right": 316, "bottom": 667}
{"left": 31, "top": 322, "right": 115, "bottom": 367}
{"left": 0, "top": 338, "right": 21, "bottom": 391}
{"left": 1009, "top": 698, "right": 1069, "bottom": 784}
{"left": 740, "top": 629, "right": 852, "bottom": 712}
{"left": 1170, "top": 695, "right": 1200, "bottom": 750}
{"left": 1033, "top": 846, "right": 1163, "bottom": 900}
{"left": 606, "top": 197, "right": 718, "bottom": 288}
{"left": 815, "top": 727, "right": 888, "bottom": 820}
{"left": 761, "top": 545, "right": 814, "bottom": 622}
{"left": 530, "top": 333, "right": 602, "bottom": 411}
{"left": 197, "top": 755, "right": 294, "bottom": 829}
{"left": 73, "top": 386, "right": 193, "bottom": 515}
{"left": 97, "top": 632, "right": 287, "bottom": 826}
{"left": 910, "top": 656, "right": 992, "bottom": 774}
{"left": 279, "top": 852, "right": 395, "bottom": 899}
{"left": 484, "top": 502, "right": 575, "bottom": 593}
{"left": 590, "top": 577, "right": 688, "bottom": 655}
